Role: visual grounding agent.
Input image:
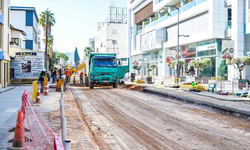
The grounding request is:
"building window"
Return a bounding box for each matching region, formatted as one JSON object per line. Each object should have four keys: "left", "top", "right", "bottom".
{"left": 25, "top": 40, "right": 33, "bottom": 50}
{"left": 11, "top": 38, "right": 19, "bottom": 45}
{"left": 26, "top": 11, "right": 33, "bottom": 26}
{"left": 112, "top": 29, "right": 117, "bottom": 34}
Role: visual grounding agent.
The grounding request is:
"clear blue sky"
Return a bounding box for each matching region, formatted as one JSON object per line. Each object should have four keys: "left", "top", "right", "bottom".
{"left": 10, "top": 0, "right": 127, "bottom": 59}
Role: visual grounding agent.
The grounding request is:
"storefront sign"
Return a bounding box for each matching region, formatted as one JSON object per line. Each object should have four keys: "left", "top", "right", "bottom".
{"left": 16, "top": 52, "right": 37, "bottom": 55}
{"left": 197, "top": 40, "right": 216, "bottom": 51}
{"left": 221, "top": 40, "right": 234, "bottom": 59}
{"left": 10, "top": 52, "right": 44, "bottom": 78}
{"left": 141, "top": 30, "right": 156, "bottom": 51}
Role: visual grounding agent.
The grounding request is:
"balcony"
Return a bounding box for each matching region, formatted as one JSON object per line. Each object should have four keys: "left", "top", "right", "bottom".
{"left": 136, "top": 0, "right": 208, "bottom": 35}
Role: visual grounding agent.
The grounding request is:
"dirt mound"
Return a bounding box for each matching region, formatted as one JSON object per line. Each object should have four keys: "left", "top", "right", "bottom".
{"left": 122, "top": 84, "right": 144, "bottom": 92}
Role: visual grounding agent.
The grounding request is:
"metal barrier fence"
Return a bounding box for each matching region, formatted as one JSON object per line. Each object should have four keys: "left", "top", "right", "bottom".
{"left": 21, "top": 90, "right": 64, "bottom": 149}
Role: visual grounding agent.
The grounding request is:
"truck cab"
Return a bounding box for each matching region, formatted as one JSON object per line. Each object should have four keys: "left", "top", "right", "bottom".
{"left": 88, "top": 53, "right": 129, "bottom": 89}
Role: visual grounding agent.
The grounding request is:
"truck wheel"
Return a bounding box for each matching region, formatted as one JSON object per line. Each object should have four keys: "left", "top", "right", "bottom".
{"left": 113, "top": 82, "right": 118, "bottom": 88}
{"left": 89, "top": 81, "right": 94, "bottom": 89}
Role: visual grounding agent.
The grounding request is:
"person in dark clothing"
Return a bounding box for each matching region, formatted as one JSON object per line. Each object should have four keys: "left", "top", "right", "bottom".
{"left": 39, "top": 68, "right": 47, "bottom": 93}
{"left": 52, "top": 67, "right": 57, "bottom": 83}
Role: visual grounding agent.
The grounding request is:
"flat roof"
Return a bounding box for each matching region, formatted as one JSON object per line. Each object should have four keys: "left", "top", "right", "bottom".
{"left": 10, "top": 6, "right": 39, "bottom": 21}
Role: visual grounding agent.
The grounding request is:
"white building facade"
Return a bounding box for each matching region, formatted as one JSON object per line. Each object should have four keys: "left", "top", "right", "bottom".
{"left": 95, "top": 4, "right": 128, "bottom": 59}
{"left": 10, "top": 6, "right": 39, "bottom": 51}
{"left": 0, "top": 0, "right": 10, "bottom": 88}
{"left": 128, "top": 0, "right": 250, "bottom": 81}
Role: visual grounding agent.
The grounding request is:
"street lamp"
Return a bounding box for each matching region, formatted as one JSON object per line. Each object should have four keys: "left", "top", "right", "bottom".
{"left": 166, "top": 5, "right": 189, "bottom": 83}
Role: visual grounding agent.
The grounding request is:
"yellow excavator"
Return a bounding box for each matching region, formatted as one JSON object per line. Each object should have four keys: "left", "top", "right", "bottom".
{"left": 56, "top": 62, "right": 85, "bottom": 91}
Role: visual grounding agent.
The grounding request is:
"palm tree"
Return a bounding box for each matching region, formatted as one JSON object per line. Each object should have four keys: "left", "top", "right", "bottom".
{"left": 84, "top": 47, "right": 94, "bottom": 58}
{"left": 39, "top": 9, "right": 56, "bottom": 36}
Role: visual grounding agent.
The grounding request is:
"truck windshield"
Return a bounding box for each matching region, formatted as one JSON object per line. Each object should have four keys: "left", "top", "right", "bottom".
{"left": 94, "top": 59, "right": 117, "bottom": 67}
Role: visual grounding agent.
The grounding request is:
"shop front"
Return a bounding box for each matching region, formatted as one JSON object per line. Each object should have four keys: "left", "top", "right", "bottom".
{"left": 166, "top": 39, "right": 229, "bottom": 79}
{"left": 131, "top": 50, "right": 163, "bottom": 77}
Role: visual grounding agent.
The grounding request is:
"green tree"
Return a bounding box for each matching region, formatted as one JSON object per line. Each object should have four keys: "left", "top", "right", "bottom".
{"left": 226, "top": 56, "right": 250, "bottom": 79}
{"left": 146, "top": 64, "right": 157, "bottom": 76}
{"left": 84, "top": 47, "right": 94, "bottom": 58}
{"left": 56, "top": 52, "right": 69, "bottom": 61}
{"left": 133, "top": 65, "right": 142, "bottom": 74}
{"left": 74, "top": 47, "right": 80, "bottom": 65}
{"left": 167, "top": 60, "right": 186, "bottom": 76}
{"left": 189, "top": 58, "right": 212, "bottom": 77}
{"left": 39, "top": 9, "right": 56, "bottom": 36}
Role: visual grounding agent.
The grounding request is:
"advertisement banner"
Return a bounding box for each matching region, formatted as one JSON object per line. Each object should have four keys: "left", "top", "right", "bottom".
{"left": 222, "top": 40, "right": 234, "bottom": 59}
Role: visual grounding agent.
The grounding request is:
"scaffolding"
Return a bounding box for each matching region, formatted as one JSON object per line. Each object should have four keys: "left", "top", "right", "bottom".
{"left": 97, "top": 3, "right": 127, "bottom": 31}
{"left": 106, "top": 3, "right": 127, "bottom": 24}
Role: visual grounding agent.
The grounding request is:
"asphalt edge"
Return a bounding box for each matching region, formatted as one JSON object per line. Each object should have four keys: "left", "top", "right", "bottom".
{"left": 143, "top": 87, "right": 250, "bottom": 117}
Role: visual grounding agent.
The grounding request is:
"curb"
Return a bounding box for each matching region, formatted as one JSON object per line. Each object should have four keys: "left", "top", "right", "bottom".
{"left": 143, "top": 87, "right": 250, "bottom": 117}
{"left": 0, "top": 87, "right": 16, "bottom": 94}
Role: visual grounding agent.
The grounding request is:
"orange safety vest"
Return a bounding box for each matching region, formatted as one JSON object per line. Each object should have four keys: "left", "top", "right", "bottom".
{"left": 66, "top": 70, "right": 70, "bottom": 76}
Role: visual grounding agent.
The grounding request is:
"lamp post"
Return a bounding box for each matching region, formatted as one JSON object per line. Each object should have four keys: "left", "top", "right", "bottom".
{"left": 166, "top": 5, "right": 189, "bottom": 83}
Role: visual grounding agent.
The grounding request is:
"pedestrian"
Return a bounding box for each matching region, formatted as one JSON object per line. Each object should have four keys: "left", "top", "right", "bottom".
{"left": 52, "top": 67, "right": 57, "bottom": 83}
{"left": 65, "top": 68, "right": 70, "bottom": 84}
{"left": 80, "top": 71, "right": 84, "bottom": 84}
{"left": 39, "top": 68, "right": 47, "bottom": 93}
{"left": 58, "top": 67, "right": 62, "bottom": 79}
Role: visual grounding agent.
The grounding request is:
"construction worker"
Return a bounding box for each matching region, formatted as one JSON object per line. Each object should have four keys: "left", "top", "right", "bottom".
{"left": 65, "top": 68, "right": 70, "bottom": 84}
{"left": 39, "top": 68, "right": 47, "bottom": 93}
{"left": 80, "top": 71, "right": 84, "bottom": 84}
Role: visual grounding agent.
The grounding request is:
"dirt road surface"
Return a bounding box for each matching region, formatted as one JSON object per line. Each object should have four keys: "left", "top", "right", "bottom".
{"left": 45, "top": 84, "right": 250, "bottom": 150}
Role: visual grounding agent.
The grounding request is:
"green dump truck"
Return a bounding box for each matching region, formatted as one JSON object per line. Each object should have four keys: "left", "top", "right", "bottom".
{"left": 87, "top": 53, "right": 129, "bottom": 89}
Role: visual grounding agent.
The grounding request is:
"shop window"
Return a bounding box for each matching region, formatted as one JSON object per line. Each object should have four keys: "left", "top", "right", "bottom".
{"left": 0, "top": 24, "right": 2, "bottom": 49}
{"left": 197, "top": 49, "right": 216, "bottom": 57}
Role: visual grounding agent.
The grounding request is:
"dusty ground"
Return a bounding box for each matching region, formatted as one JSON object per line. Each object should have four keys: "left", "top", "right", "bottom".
{"left": 44, "top": 84, "right": 250, "bottom": 150}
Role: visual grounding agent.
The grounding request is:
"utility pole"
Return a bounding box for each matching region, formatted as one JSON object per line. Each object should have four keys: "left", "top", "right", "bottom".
{"left": 45, "top": 10, "right": 48, "bottom": 73}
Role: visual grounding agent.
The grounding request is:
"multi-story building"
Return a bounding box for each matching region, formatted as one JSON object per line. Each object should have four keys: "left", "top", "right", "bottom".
{"left": 95, "top": 3, "right": 128, "bottom": 58}
{"left": 128, "top": 0, "right": 249, "bottom": 81}
{"left": 89, "top": 38, "right": 95, "bottom": 51}
{"left": 10, "top": 6, "right": 39, "bottom": 50}
{"left": 0, "top": 0, "right": 10, "bottom": 88}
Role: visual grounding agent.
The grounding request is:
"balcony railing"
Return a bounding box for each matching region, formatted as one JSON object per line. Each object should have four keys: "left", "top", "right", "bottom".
{"left": 136, "top": 0, "right": 208, "bottom": 35}
{"left": 225, "top": 21, "right": 232, "bottom": 30}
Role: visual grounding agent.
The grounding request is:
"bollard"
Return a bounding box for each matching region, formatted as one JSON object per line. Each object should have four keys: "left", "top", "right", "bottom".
{"left": 60, "top": 103, "right": 64, "bottom": 118}
{"left": 73, "top": 76, "right": 75, "bottom": 84}
{"left": 201, "top": 79, "right": 203, "bottom": 85}
{"left": 61, "top": 83, "right": 64, "bottom": 100}
{"left": 220, "top": 81, "right": 222, "bottom": 91}
{"left": 62, "top": 117, "right": 67, "bottom": 142}
{"left": 232, "top": 80, "right": 234, "bottom": 94}
{"left": 64, "top": 140, "right": 71, "bottom": 150}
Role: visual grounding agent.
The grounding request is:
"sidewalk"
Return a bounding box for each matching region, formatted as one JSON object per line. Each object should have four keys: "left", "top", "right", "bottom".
{"left": 141, "top": 84, "right": 250, "bottom": 116}
{"left": 0, "top": 85, "right": 32, "bottom": 149}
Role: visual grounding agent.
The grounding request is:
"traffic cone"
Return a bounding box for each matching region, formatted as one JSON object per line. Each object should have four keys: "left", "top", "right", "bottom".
{"left": 9, "top": 111, "right": 24, "bottom": 150}
{"left": 36, "top": 86, "right": 41, "bottom": 103}
{"left": 44, "top": 83, "right": 49, "bottom": 96}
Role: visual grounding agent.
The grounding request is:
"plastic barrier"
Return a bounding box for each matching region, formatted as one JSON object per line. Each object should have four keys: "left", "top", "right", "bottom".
{"left": 20, "top": 90, "right": 64, "bottom": 149}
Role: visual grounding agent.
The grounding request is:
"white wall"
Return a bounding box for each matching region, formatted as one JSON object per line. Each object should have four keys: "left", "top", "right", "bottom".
{"left": 10, "top": 11, "right": 26, "bottom": 31}
{"left": 95, "top": 23, "right": 128, "bottom": 58}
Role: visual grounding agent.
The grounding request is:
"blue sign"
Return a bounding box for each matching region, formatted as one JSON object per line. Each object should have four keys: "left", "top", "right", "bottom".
{"left": 0, "top": 51, "right": 3, "bottom": 60}
{"left": 0, "top": 14, "right": 3, "bottom": 24}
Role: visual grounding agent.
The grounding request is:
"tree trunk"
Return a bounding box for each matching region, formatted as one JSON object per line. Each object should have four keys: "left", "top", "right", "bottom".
{"left": 239, "top": 70, "right": 242, "bottom": 80}
{"left": 199, "top": 69, "right": 202, "bottom": 77}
